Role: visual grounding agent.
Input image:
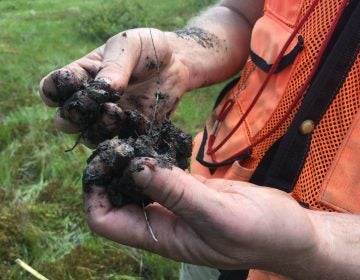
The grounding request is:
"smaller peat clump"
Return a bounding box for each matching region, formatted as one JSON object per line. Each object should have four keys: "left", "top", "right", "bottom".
{"left": 60, "top": 80, "right": 124, "bottom": 145}
{"left": 83, "top": 110, "right": 192, "bottom": 208}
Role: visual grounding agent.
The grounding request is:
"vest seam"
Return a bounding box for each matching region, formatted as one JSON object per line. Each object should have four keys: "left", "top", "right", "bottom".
{"left": 265, "top": 0, "right": 304, "bottom": 28}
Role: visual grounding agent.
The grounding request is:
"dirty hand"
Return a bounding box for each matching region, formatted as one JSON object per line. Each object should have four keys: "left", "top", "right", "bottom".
{"left": 84, "top": 158, "right": 318, "bottom": 274}
{"left": 39, "top": 28, "right": 190, "bottom": 147}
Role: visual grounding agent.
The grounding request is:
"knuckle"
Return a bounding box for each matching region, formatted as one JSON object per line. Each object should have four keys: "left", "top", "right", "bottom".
{"left": 160, "top": 169, "right": 187, "bottom": 210}
{"left": 106, "top": 33, "right": 120, "bottom": 45}
{"left": 101, "top": 61, "right": 124, "bottom": 72}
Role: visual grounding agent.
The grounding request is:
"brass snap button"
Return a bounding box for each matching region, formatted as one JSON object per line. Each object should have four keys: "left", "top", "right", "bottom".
{"left": 299, "top": 120, "right": 315, "bottom": 135}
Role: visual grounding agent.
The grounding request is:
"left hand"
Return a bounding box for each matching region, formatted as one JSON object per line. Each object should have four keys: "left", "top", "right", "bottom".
{"left": 39, "top": 28, "right": 190, "bottom": 147}
{"left": 83, "top": 158, "right": 318, "bottom": 273}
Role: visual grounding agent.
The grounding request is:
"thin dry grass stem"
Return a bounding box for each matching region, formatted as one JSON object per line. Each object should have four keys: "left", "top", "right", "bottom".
{"left": 142, "top": 200, "right": 159, "bottom": 242}
{"left": 143, "top": 28, "right": 161, "bottom": 243}
{"left": 148, "top": 27, "right": 162, "bottom": 134}
{"left": 15, "top": 258, "right": 49, "bottom": 280}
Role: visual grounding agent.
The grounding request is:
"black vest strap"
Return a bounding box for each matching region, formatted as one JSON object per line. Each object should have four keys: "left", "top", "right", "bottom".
{"left": 250, "top": 36, "right": 304, "bottom": 73}
{"left": 218, "top": 269, "right": 249, "bottom": 280}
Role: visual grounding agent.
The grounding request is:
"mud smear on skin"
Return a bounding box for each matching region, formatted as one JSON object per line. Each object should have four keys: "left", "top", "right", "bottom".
{"left": 43, "top": 70, "right": 81, "bottom": 105}
{"left": 174, "top": 27, "right": 221, "bottom": 49}
{"left": 174, "top": 27, "right": 225, "bottom": 87}
{"left": 83, "top": 110, "right": 192, "bottom": 207}
{"left": 145, "top": 56, "right": 164, "bottom": 72}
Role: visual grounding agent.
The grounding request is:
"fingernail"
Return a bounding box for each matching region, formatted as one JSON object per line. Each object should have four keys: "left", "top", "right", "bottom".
{"left": 57, "top": 69, "right": 74, "bottom": 83}
{"left": 131, "top": 160, "right": 154, "bottom": 190}
{"left": 43, "top": 69, "right": 76, "bottom": 105}
{"left": 94, "top": 77, "right": 112, "bottom": 84}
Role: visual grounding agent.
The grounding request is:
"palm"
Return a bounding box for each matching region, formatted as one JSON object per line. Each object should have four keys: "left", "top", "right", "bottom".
{"left": 84, "top": 166, "right": 317, "bottom": 270}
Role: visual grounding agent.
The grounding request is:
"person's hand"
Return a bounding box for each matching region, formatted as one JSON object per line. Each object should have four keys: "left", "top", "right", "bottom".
{"left": 39, "top": 1, "right": 262, "bottom": 147}
{"left": 39, "top": 28, "right": 190, "bottom": 147}
{"left": 84, "top": 158, "right": 319, "bottom": 274}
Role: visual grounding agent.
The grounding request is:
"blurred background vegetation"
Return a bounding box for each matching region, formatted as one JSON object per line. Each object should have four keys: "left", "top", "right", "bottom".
{"left": 0, "top": 0, "right": 226, "bottom": 279}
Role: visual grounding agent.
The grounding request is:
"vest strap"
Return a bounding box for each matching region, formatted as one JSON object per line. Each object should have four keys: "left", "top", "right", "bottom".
{"left": 250, "top": 36, "right": 304, "bottom": 73}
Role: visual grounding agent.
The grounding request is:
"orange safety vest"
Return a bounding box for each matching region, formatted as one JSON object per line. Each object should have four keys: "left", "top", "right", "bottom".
{"left": 190, "top": 0, "right": 360, "bottom": 279}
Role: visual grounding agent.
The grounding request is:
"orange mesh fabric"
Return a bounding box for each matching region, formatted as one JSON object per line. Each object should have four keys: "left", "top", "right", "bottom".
{"left": 241, "top": 0, "right": 359, "bottom": 211}
{"left": 293, "top": 54, "right": 360, "bottom": 210}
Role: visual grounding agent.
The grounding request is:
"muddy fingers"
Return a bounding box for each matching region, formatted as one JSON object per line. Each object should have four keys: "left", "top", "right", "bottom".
{"left": 60, "top": 80, "right": 121, "bottom": 129}
{"left": 40, "top": 68, "right": 90, "bottom": 106}
{"left": 81, "top": 103, "right": 125, "bottom": 144}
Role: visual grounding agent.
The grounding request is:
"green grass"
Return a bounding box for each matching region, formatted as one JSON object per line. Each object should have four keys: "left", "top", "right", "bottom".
{"left": 0, "top": 0, "right": 223, "bottom": 279}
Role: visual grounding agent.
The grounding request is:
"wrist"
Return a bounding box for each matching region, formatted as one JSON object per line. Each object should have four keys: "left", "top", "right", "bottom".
{"left": 165, "top": 30, "right": 227, "bottom": 91}
{"left": 299, "top": 211, "right": 360, "bottom": 279}
{"left": 163, "top": 5, "right": 256, "bottom": 91}
{"left": 276, "top": 210, "right": 360, "bottom": 279}
{"left": 258, "top": 208, "right": 321, "bottom": 278}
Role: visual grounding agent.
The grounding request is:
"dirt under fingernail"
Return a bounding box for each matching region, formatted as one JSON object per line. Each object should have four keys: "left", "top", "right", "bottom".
{"left": 50, "top": 70, "right": 79, "bottom": 104}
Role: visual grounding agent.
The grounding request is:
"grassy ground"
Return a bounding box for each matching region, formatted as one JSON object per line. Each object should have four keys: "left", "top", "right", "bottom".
{"left": 0, "top": 0, "right": 224, "bottom": 279}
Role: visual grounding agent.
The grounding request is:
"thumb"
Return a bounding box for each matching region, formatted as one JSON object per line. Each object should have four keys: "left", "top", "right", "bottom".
{"left": 130, "top": 158, "right": 219, "bottom": 218}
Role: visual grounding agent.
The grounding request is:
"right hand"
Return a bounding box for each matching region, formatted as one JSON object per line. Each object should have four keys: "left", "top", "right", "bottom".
{"left": 39, "top": 28, "right": 190, "bottom": 147}
{"left": 83, "top": 158, "right": 319, "bottom": 274}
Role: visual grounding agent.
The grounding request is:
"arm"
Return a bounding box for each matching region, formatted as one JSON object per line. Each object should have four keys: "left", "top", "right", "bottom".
{"left": 39, "top": 0, "right": 264, "bottom": 145}
{"left": 85, "top": 159, "right": 360, "bottom": 279}
{"left": 167, "top": 0, "right": 264, "bottom": 89}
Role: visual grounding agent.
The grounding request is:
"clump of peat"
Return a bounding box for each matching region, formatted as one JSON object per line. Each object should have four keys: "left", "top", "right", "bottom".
{"left": 60, "top": 80, "right": 122, "bottom": 143}
{"left": 70, "top": 82, "right": 193, "bottom": 208}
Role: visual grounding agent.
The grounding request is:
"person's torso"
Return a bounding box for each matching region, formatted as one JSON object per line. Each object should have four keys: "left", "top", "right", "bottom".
{"left": 191, "top": 0, "right": 360, "bottom": 278}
